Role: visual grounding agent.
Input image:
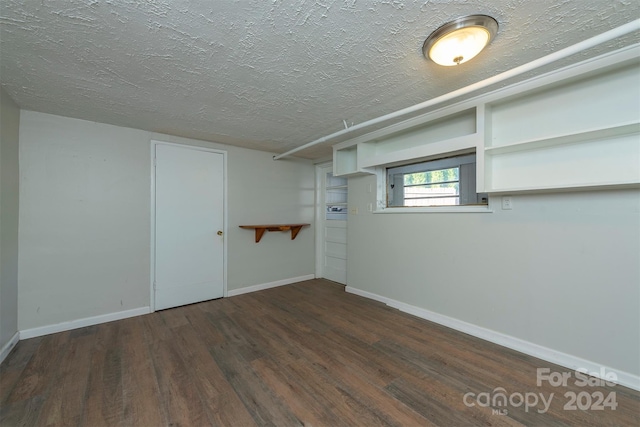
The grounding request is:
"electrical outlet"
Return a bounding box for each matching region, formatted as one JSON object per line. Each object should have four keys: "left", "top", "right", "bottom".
{"left": 350, "top": 207, "right": 358, "bottom": 215}
{"left": 502, "top": 196, "right": 513, "bottom": 210}
{"left": 367, "top": 203, "right": 373, "bottom": 212}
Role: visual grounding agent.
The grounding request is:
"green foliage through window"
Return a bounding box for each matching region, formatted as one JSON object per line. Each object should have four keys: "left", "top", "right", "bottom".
{"left": 387, "top": 153, "right": 487, "bottom": 208}
{"left": 404, "top": 167, "right": 459, "bottom": 186}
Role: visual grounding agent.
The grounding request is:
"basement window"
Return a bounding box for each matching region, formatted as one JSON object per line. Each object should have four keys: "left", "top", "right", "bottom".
{"left": 386, "top": 153, "right": 488, "bottom": 208}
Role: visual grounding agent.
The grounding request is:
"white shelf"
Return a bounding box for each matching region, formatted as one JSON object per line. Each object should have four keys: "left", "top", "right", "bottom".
{"left": 374, "top": 206, "right": 493, "bottom": 214}
{"left": 486, "top": 60, "right": 640, "bottom": 149}
{"left": 333, "top": 106, "right": 478, "bottom": 176}
{"left": 485, "top": 121, "right": 640, "bottom": 155}
{"left": 484, "top": 181, "right": 640, "bottom": 194}
{"left": 482, "top": 56, "right": 640, "bottom": 194}
{"left": 483, "top": 133, "right": 640, "bottom": 192}
{"left": 360, "top": 133, "right": 479, "bottom": 169}
{"left": 326, "top": 185, "right": 348, "bottom": 190}
{"left": 334, "top": 145, "right": 358, "bottom": 176}
{"left": 331, "top": 45, "right": 640, "bottom": 195}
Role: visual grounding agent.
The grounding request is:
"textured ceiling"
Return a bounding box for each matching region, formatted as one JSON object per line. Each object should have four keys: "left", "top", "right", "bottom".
{"left": 1, "top": 1, "right": 638, "bottom": 159}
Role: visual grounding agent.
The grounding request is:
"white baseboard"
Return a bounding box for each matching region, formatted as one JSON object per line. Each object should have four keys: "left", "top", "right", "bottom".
{"left": 346, "top": 286, "right": 640, "bottom": 392}
{"left": 0, "top": 331, "right": 20, "bottom": 364}
{"left": 17, "top": 275, "right": 317, "bottom": 340}
{"left": 227, "top": 274, "right": 316, "bottom": 297}
{"left": 19, "top": 307, "right": 151, "bottom": 340}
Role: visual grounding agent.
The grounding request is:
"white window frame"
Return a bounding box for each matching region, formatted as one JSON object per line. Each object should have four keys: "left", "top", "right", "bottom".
{"left": 373, "top": 153, "right": 492, "bottom": 214}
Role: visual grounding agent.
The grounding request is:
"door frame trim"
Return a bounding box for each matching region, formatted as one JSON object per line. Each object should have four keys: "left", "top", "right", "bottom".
{"left": 150, "top": 140, "right": 228, "bottom": 312}
{"left": 315, "top": 162, "right": 332, "bottom": 279}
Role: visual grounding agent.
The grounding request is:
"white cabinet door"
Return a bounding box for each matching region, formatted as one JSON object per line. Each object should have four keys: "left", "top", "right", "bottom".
{"left": 324, "top": 220, "right": 347, "bottom": 284}
{"left": 154, "top": 144, "right": 224, "bottom": 310}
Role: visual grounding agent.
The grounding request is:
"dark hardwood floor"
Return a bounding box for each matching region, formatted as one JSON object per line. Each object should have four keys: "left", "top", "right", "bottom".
{"left": 1, "top": 279, "right": 638, "bottom": 426}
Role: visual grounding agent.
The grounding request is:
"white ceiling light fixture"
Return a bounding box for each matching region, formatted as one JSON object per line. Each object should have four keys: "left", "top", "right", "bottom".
{"left": 423, "top": 15, "right": 499, "bottom": 66}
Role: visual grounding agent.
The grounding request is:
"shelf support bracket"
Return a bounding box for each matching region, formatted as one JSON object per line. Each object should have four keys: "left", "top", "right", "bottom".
{"left": 254, "top": 228, "right": 267, "bottom": 243}
{"left": 239, "top": 224, "right": 310, "bottom": 243}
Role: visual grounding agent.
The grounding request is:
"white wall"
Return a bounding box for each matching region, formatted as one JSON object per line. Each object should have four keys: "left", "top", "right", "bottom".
{"left": 347, "top": 174, "right": 640, "bottom": 377}
{"left": 18, "top": 112, "right": 151, "bottom": 330}
{"left": 0, "top": 88, "right": 21, "bottom": 352}
{"left": 18, "top": 111, "right": 315, "bottom": 331}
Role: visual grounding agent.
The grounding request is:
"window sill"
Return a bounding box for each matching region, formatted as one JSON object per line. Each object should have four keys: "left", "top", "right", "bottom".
{"left": 373, "top": 206, "right": 493, "bottom": 214}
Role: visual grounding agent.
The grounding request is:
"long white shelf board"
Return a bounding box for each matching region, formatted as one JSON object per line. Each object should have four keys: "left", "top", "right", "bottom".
{"left": 485, "top": 121, "right": 640, "bottom": 155}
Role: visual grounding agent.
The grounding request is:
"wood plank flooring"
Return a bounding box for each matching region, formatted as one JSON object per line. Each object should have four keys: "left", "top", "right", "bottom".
{"left": 1, "top": 279, "right": 638, "bottom": 426}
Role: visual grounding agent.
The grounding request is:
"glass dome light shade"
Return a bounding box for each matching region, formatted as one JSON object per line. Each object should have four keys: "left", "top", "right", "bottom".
{"left": 423, "top": 15, "right": 498, "bottom": 66}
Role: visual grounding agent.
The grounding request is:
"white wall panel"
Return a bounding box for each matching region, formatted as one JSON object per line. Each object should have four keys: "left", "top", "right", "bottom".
{"left": 348, "top": 172, "right": 640, "bottom": 378}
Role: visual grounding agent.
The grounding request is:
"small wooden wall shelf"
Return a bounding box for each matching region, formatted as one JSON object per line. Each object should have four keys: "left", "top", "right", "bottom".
{"left": 239, "top": 224, "right": 310, "bottom": 243}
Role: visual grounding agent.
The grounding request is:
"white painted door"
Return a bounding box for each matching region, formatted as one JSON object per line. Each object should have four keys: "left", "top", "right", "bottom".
{"left": 154, "top": 143, "right": 225, "bottom": 310}
{"left": 317, "top": 165, "right": 348, "bottom": 284}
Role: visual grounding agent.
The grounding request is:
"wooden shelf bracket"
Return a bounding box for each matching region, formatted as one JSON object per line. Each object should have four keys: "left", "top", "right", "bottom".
{"left": 239, "top": 224, "right": 310, "bottom": 243}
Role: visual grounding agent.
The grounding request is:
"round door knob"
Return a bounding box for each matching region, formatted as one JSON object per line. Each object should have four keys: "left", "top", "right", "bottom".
{"left": 217, "top": 230, "right": 223, "bottom": 236}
